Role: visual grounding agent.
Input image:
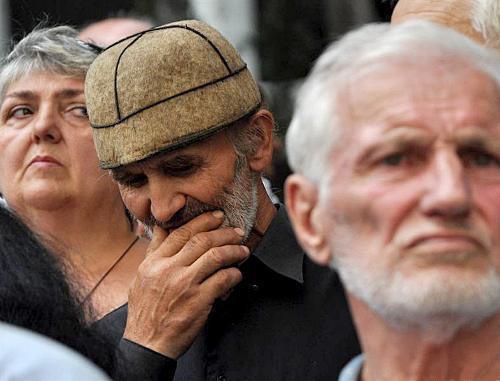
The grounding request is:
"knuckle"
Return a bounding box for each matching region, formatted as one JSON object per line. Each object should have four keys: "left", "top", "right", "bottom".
{"left": 215, "top": 268, "right": 241, "bottom": 291}
{"left": 167, "top": 271, "right": 192, "bottom": 291}
{"left": 208, "top": 247, "right": 226, "bottom": 267}
{"left": 169, "top": 226, "right": 193, "bottom": 244}
{"left": 190, "top": 232, "right": 212, "bottom": 249}
{"left": 226, "top": 267, "right": 242, "bottom": 283}
{"left": 138, "top": 258, "right": 173, "bottom": 280}
{"left": 137, "top": 259, "right": 152, "bottom": 275}
{"left": 213, "top": 281, "right": 227, "bottom": 296}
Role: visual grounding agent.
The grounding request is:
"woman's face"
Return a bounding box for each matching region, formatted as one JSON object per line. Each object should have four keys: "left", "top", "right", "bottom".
{"left": 0, "top": 71, "right": 118, "bottom": 212}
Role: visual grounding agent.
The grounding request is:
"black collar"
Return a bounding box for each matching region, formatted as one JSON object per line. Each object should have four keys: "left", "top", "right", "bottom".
{"left": 252, "top": 204, "right": 304, "bottom": 284}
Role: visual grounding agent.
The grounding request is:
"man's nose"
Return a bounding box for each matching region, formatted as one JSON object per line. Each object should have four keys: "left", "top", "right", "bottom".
{"left": 148, "top": 178, "right": 186, "bottom": 224}
{"left": 31, "top": 105, "right": 62, "bottom": 144}
{"left": 419, "top": 150, "right": 472, "bottom": 218}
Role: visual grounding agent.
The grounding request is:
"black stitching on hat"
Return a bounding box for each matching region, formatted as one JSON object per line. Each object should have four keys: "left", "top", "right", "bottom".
{"left": 92, "top": 64, "right": 248, "bottom": 129}
{"left": 104, "top": 23, "right": 232, "bottom": 74}
{"left": 98, "top": 102, "right": 262, "bottom": 169}
{"left": 100, "top": 22, "right": 238, "bottom": 129}
{"left": 113, "top": 33, "right": 145, "bottom": 120}
{"left": 179, "top": 25, "right": 231, "bottom": 74}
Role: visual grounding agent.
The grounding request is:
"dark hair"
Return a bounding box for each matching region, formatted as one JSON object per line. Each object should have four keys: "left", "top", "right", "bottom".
{"left": 0, "top": 207, "right": 115, "bottom": 375}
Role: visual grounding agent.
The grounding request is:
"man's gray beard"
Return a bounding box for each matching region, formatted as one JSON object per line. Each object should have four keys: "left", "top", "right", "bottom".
{"left": 141, "top": 155, "right": 259, "bottom": 241}
{"left": 219, "top": 155, "right": 259, "bottom": 241}
{"left": 329, "top": 232, "right": 500, "bottom": 341}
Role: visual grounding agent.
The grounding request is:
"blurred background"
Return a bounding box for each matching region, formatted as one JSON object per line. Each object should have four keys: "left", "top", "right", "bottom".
{"left": 0, "top": 0, "right": 394, "bottom": 201}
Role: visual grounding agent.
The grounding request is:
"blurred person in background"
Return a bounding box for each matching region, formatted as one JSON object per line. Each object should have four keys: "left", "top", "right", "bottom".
{"left": 0, "top": 206, "right": 113, "bottom": 379}
{"left": 79, "top": 16, "right": 154, "bottom": 48}
{"left": 0, "top": 26, "right": 148, "bottom": 320}
{"left": 286, "top": 20, "right": 500, "bottom": 381}
{"left": 391, "top": 0, "right": 500, "bottom": 49}
{"left": 79, "top": 15, "right": 156, "bottom": 238}
{"left": 0, "top": 322, "right": 109, "bottom": 380}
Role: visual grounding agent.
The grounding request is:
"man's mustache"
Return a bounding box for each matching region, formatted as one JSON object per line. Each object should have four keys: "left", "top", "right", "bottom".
{"left": 144, "top": 197, "right": 221, "bottom": 231}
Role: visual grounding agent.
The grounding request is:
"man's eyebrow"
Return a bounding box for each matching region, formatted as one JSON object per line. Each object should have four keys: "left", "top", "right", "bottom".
{"left": 454, "top": 132, "right": 500, "bottom": 152}
{"left": 357, "top": 130, "right": 431, "bottom": 161}
{"left": 154, "top": 154, "right": 205, "bottom": 169}
{"left": 110, "top": 169, "right": 135, "bottom": 182}
{"left": 111, "top": 154, "right": 205, "bottom": 181}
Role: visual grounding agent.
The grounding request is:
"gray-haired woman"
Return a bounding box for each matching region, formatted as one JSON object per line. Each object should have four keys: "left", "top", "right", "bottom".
{"left": 0, "top": 26, "right": 147, "bottom": 320}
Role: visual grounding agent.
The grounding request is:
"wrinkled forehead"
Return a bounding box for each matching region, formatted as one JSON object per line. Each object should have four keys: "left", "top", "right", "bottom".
{"left": 1, "top": 71, "right": 85, "bottom": 105}
{"left": 1, "top": 66, "right": 85, "bottom": 104}
{"left": 339, "top": 56, "right": 500, "bottom": 124}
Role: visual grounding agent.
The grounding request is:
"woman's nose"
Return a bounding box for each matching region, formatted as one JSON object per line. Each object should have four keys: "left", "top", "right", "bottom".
{"left": 31, "top": 106, "right": 62, "bottom": 144}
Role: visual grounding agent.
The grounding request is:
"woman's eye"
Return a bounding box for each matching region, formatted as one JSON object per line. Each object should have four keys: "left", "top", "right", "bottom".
{"left": 69, "top": 106, "right": 88, "bottom": 118}
{"left": 9, "top": 107, "right": 32, "bottom": 118}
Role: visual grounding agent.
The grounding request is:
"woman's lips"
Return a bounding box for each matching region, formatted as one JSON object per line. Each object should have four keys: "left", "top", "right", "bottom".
{"left": 29, "top": 155, "right": 62, "bottom": 168}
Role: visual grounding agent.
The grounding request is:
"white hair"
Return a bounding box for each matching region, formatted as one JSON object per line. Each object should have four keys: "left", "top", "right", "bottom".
{"left": 471, "top": 0, "right": 500, "bottom": 48}
{"left": 286, "top": 20, "right": 500, "bottom": 188}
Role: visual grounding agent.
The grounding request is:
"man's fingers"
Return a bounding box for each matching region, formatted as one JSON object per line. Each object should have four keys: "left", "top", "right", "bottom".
{"left": 173, "top": 227, "right": 245, "bottom": 266}
{"left": 201, "top": 267, "right": 243, "bottom": 302}
{"left": 148, "top": 210, "right": 225, "bottom": 258}
{"left": 147, "top": 225, "right": 168, "bottom": 253}
{"left": 190, "top": 244, "right": 250, "bottom": 283}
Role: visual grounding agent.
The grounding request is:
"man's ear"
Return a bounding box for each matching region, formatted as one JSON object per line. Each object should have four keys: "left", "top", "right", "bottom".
{"left": 247, "top": 109, "right": 275, "bottom": 172}
{"left": 285, "top": 174, "right": 332, "bottom": 266}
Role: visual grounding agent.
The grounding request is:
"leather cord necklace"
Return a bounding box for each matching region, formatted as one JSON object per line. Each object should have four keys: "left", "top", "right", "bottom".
{"left": 80, "top": 236, "right": 139, "bottom": 305}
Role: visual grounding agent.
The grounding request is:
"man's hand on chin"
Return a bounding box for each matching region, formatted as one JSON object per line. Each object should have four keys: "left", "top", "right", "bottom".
{"left": 123, "top": 210, "right": 250, "bottom": 359}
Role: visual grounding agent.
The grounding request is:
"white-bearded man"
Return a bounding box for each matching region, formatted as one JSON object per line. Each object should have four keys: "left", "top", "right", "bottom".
{"left": 286, "top": 20, "right": 500, "bottom": 381}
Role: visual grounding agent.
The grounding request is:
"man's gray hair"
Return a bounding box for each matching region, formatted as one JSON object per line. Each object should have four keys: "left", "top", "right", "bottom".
{"left": 286, "top": 20, "right": 500, "bottom": 187}
{"left": 0, "top": 26, "right": 99, "bottom": 103}
{"left": 472, "top": 0, "right": 500, "bottom": 48}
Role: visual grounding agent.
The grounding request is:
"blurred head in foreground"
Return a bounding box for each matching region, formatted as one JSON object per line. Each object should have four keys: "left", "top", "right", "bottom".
{"left": 286, "top": 20, "right": 500, "bottom": 380}
{"left": 79, "top": 16, "right": 154, "bottom": 47}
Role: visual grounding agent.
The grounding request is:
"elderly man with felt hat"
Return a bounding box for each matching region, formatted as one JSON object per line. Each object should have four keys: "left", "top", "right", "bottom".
{"left": 87, "top": 20, "right": 360, "bottom": 381}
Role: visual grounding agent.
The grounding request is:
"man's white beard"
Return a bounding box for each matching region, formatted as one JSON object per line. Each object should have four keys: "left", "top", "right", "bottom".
{"left": 140, "top": 155, "right": 259, "bottom": 241}
{"left": 330, "top": 234, "right": 500, "bottom": 340}
{"left": 220, "top": 155, "right": 259, "bottom": 241}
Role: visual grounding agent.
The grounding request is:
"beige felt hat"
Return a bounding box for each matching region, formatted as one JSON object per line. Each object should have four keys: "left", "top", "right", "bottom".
{"left": 85, "top": 19, "right": 262, "bottom": 169}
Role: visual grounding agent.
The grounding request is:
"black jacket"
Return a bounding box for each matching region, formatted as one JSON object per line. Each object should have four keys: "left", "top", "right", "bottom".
{"left": 96, "top": 206, "right": 360, "bottom": 381}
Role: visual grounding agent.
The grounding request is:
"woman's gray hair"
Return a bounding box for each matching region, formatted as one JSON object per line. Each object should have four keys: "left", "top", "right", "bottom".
{"left": 286, "top": 20, "right": 500, "bottom": 188}
{"left": 0, "top": 25, "right": 99, "bottom": 103}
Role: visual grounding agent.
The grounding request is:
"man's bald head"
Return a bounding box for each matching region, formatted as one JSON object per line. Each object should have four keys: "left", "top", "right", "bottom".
{"left": 391, "top": 0, "right": 485, "bottom": 44}
{"left": 79, "top": 18, "right": 153, "bottom": 47}
{"left": 392, "top": 0, "right": 500, "bottom": 49}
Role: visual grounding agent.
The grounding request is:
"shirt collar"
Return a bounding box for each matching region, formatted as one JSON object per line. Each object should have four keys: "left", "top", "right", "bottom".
{"left": 252, "top": 204, "right": 304, "bottom": 284}
{"left": 338, "top": 354, "right": 364, "bottom": 381}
